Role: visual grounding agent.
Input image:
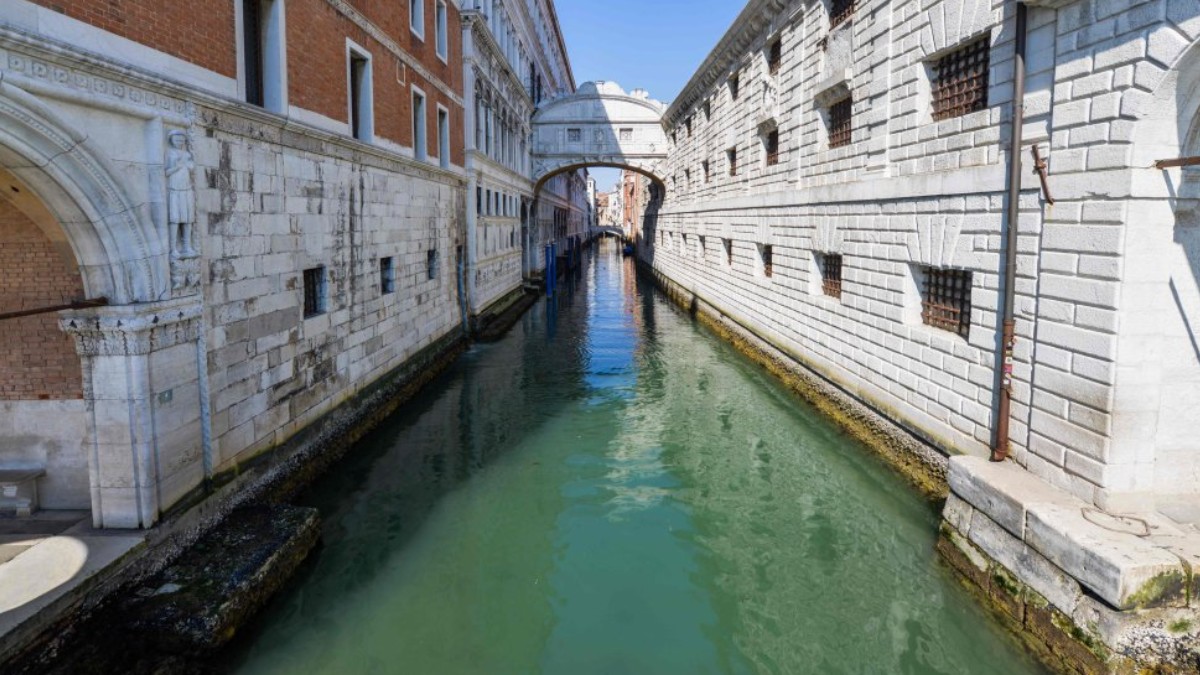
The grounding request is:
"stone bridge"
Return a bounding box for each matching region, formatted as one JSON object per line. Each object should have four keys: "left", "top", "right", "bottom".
{"left": 531, "top": 82, "right": 668, "bottom": 189}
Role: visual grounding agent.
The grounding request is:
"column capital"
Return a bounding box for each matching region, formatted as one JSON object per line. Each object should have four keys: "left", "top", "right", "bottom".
{"left": 59, "top": 296, "right": 202, "bottom": 357}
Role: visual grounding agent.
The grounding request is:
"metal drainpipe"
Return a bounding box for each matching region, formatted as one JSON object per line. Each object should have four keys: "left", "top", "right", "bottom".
{"left": 993, "top": 0, "right": 1028, "bottom": 463}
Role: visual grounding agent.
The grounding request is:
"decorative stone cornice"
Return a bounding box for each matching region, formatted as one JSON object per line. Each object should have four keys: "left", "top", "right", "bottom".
{"left": 60, "top": 297, "right": 202, "bottom": 356}
{"left": 665, "top": 0, "right": 792, "bottom": 128}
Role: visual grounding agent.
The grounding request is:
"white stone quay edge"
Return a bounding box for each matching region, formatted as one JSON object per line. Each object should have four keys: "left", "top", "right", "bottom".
{"left": 949, "top": 455, "right": 1196, "bottom": 610}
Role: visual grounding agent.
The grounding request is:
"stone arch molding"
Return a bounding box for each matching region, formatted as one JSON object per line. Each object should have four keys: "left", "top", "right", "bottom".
{"left": 0, "top": 78, "right": 165, "bottom": 304}
{"left": 906, "top": 216, "right": 976, "bottom": 270}
{"left": 531, "top": 81, "right": 669, "bottom": 189}
{"left": 918, "top": 0, "right": 995, "bottom": 59}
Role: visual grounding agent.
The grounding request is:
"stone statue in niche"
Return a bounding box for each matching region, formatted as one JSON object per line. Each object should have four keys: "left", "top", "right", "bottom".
{"left": 166, "top": 130, "right": 200, "bottom": 291}
{"left": 166, "top": 130, "right": 197, "bottom": 259}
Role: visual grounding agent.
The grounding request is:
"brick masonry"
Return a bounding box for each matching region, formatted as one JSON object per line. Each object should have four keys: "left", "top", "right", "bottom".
{"left": 0, "top": 200, "right": 83, "bottom": 401}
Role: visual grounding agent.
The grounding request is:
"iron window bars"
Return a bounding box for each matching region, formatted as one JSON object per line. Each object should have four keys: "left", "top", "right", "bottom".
{"left": 932, "top": 37, "right": 991, "bottom": 121}
{"left": 828, "top": 97, "right": 853, "bottom": 149}
{"left": 921, "top": 266, "right": 973, "bottom": 339}
{"left": 762, "top": 245, "right": 774, "bottom": 278}
{"left": 768, "top": 40, "right": 783, "bottom": 76}
{"left": 830, "top": 0, "right": 856, "bottom": 29}
{"left": 765, "top": 129, "right": 780, "bottom": 166}
{"left": 820, "top": 253, "right": 843, "bottom": 299}
{"left": 303, "top": 267, "right": 325, "bottom": 317}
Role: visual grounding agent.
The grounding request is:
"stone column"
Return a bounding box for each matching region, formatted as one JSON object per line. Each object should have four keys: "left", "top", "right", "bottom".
{"left": 60, "top": 297, "right": 204, "bottom": 529}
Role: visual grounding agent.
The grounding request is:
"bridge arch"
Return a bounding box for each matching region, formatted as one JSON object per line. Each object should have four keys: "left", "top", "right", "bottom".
{"left": 531, "top": 81, "right": 668, "bottom": 190}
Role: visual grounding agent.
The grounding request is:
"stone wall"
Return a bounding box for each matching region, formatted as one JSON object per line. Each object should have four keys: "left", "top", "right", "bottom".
{"left": 647, "top": 0, "right": 1200, "bottom": 511}
{"left": 195, "top": 107, "right": 467, "bottom": 471}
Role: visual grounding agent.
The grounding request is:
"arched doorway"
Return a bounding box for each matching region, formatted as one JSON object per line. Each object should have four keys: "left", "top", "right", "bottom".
{"left": 1116, "top": 39, "right": 1200, "bottom": 506}
{"left": 0, "top": 80, "right": 204, "bottom": 528}
{"left": 0, "top": 168, "right": 90, "bottom": 511}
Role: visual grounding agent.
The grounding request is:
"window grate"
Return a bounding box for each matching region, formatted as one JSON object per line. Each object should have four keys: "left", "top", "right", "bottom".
{"left": 728, "top": 148, "right": 738, "bottom": 176}
{"left": 830, "top": 0, "right": 856, "bottom": 29}
{"left": 765, "top": 129, "right": 780, "bottom": 166}
{"left": 828, "top": 97, "right": 853, "bottom": 149}
{"left": 768, "top": 40, "right": 783, "bottom": 76}
{"left": 380, "top": 257, "right": 395, "bottom": 295}
{"left": 303, "top": 267, "right": 325, "bottom": 318}
{"left": 921, "top": 267, "right": 972, "bottom": 339}
{"left": 932, "top": 37, "right": 991, "bottom": 121}
{"left": 761, "top": 244, "right": 774, "bottom": 278}
{"left": 820, "top": 253, "right": 843, "bottom": 299}
{"left": 730, "top": 74, "right": 740, "bottom": 101}
{"left": 724, "top": 238, "right": 733, "bottom": 266}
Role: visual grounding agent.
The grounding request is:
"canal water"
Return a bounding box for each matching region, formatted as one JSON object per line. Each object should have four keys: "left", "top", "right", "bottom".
{"left": 227, "top": 242, "right": 1047, "bottom": 675}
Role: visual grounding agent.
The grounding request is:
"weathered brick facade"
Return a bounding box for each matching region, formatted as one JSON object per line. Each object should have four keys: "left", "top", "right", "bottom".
{"left": 0, "top": 199, "right": 83, "bottom": 401}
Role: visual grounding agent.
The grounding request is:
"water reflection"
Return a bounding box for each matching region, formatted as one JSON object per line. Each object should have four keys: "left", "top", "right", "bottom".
{"left": 229, "top": 241, "right": 1045, "bottom": 675}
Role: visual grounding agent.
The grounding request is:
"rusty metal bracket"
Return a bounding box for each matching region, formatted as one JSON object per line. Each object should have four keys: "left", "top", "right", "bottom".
{"left": 1154, "top": 156, "right": 1200, "bottom": 170}
{"left": 1031, "top": 144, "right": 1054, "bottom": 205}
{"left": 0, "top": 298, "right": 108, "bottom": 322}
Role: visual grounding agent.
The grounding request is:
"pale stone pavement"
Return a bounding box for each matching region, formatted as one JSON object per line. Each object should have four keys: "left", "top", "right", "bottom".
{"left": 0, "top": 512, "right": 143, "bottom": 644}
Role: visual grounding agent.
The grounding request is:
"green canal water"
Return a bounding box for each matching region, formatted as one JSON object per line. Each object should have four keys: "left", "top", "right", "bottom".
{"left": 228, "top": 243, "right": 1047, "bottom": 675}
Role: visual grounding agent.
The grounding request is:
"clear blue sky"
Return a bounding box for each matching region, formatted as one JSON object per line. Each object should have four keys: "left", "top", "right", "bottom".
{"left": 554, "top": 0, "right": 744, "bottom": 192}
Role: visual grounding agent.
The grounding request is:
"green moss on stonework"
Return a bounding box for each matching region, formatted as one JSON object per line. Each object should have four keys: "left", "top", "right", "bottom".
{"left": 1126, "top": 571, "right": 1188, "bottom": 610}
{"left": 1168, "top": 619, "right": 1193, "bottom": 635}
{"left": 1049, "top": 610, "right": 1110, "bottom": 663}
{"left": 991, "top": 567, "right": 1023, "bottom": 598}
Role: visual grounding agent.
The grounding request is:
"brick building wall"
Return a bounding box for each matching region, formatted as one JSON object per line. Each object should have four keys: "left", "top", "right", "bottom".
{"left": 27, "top": 0, "right": 238, "bottom": 77}
{"left": 288, "top": 0, "right": 464, "bottom": 166}
{"left": 0, "top": 200, "right": 83, "bottom": 401}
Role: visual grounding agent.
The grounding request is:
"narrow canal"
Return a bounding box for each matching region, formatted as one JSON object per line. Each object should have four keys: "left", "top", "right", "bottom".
{"left": 227, "top": 241, "right": 1047, "bottom": 675}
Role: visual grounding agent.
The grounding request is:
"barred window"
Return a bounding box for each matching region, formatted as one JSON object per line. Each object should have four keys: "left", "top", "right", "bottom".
{"left": 427, "top": 249, "right": 439, "bottom": 280}
{"left": 819, "top": 253, "right": 843, "bottom": 299}
{"left": 703, "top": 160, "right": 711, "bottom": 183}
{"left": 703, "top": 100, "right": 711, "bottom": 120}
{"left": 765, "top": 129, "right": 780, "bottom": 166}
{"left": 686, "top": 116, "right": 693, "bottom": 136}
{"left": 921, "top": 267, "right": 973, "bottom": 339}
{"left": 830, "top": 0, "right": 855, "bottom": 29}
{"left": 619, "top": 128, "right": 633, "bottom": 141}
{"left": 723, "top": 238, "right": 734, "bottom": 266}
{"left": 730, "top": 74, "right": 740, "bottom": 101}
{"left": 380, "top": 257, "right": 395, "bottom": 295}
{"left": 760, "top": 244, "right": 774, "bottom": 278}
{"left": 728, "top": 147, "right": 738, "bottom": 176}
{"left": 567, "top": 128, "right": 582, "bottom": 142}
{"left": 768, "top": 39, "right": 783, "bottom": 76}
{"left": 828, "top": 96, "right": 853, "bottom": 149}
{"left": 303, "top": 266, "right": 326, "bottom": 318}
{"left": 932, "top": 37, "right": 991, "bottom": 121}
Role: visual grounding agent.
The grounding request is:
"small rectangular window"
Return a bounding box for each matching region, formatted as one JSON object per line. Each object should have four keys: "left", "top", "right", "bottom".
{"left": 703, "top": 100, "right": 711, "bottom": 120}
{"left": 765, "top": 129, "right": 780, "bottom": 166}
{"left": 303, "top": 266, "right": 326, "bottom": 318}
{"left": 477, "top": 187, "right": 483, "bottom": 215}
{"left": 380, "top": 257, "right": 395, "bottom": 295}
{"left": 427, "top": 249, "right": 439, "bottom": 280}
{"left": 412, "top": 89, "right": 428, "bottom": 160}
{"left": 730, "top": 74, "right": 740, "bottom": 101}
{"left": 568, "top": 128, "right": 582, "bottom": 142}
{"left": 702, "top": 160, "right": 711, "bottom": 183}
{"left": 242, "top": 0, "right": 265, "bottom": 107}
{"left": 723, "top": 238, "right": 734, "bottom": 266}
{"left": 830, "top": 0, "right": 856, "bottom": 29}
{"left": 619, "top": 128, "right": 633, "bottom": 141}
{"left": 435, "top": 0, "right": 448, "bottom": 60}
{"left": 410, "top": 0, "right": 425, "bottom": 39}
{"left": 686, "top": 116, "right": 693, "bottom": 136}
{"left": 819, "top": 253, "right": 843, "bottom": 299}
{"left": 932, "top": 37, "right": 991, "bottom": 121}
{"left": 921, "top": 267, "right": 973, "bottom": 339}
{"left": 828, "top": 96, "right": 853, "bottom": 149}
{"left": 768, "top": 39, "right": 783, "bottom": 76}
{"left": 438, "top": 108, "right": 450, "bottom": 169}
{"left": 728, "top": 147, "right": 738, "bottom": 176}
{"left": 349, "top": 50, "right": 372, "bottom": 141}
{"left": 760, "top": 244, "right": 774, "bottom": 278}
